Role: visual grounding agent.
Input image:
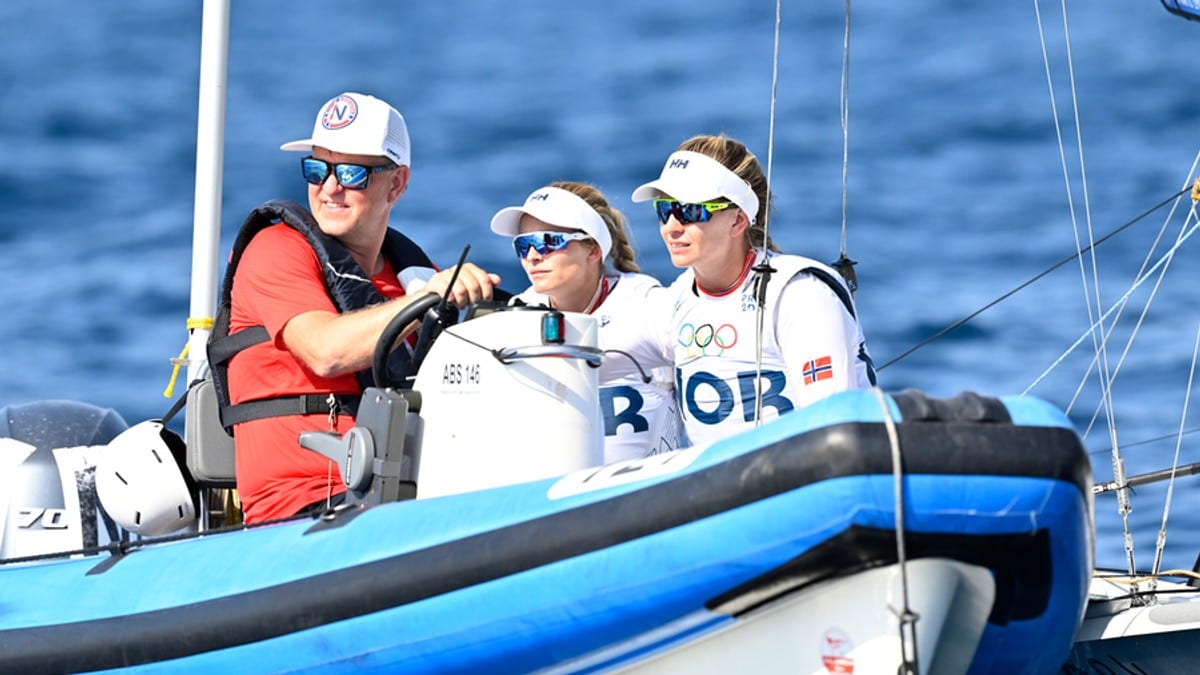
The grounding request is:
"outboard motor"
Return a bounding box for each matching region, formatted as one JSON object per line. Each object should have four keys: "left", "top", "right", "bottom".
{"left": 411, "top": 307, "right": 604, "bottom": 498}
{"left": 0, "top": 400, "right": 129, "bottom": 559}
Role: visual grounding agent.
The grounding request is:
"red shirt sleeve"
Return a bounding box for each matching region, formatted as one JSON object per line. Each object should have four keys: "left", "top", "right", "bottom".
{"left": 230, "top": 224, "right": 337, "bottom": 344}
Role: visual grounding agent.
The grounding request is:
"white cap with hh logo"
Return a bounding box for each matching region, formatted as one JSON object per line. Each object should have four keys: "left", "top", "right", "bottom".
{"left": 490, "top": 186, "right": 612, "bottom": 259}
{"left": 280, "top": 92, "right": 411, "bottom": 167}
{"left": 631, "top": 150, "right": 759, "bottom": 224}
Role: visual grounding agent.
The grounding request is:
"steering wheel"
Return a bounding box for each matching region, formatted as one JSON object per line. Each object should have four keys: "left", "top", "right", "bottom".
{"left": 371, "top": 288, "right": 519, "bottom": 389}
{"left": 372, "top": 293, "right": 443, "bottom": 389}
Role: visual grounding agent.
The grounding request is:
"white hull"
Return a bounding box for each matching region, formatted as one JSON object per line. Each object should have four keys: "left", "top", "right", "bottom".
{"left": 550, "top": 559, "right": 996, "bottom": 675}
{"left": 1065, "top": 573, "right": 1200, "bottom": 674}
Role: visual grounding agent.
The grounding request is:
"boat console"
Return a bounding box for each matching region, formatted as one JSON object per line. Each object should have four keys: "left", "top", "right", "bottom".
{"left": 299, "top": 303, "right": 606, "bottom": 504}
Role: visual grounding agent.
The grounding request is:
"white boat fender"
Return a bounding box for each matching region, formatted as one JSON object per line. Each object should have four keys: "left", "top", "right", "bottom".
{"left": 95, "top": 421, "right": 198, "bottom": 536}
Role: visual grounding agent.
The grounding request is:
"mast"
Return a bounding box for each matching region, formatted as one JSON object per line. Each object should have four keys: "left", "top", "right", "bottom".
{"left": 185, "top": 0, "right": 230, "bottom": 390}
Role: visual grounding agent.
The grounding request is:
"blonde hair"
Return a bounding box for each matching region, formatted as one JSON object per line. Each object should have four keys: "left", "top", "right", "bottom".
{"left": 551, "top": 181, "right": 640, "bottom": 273}
{"left": 675, "top": 135, "right": 779, "bottom": 252}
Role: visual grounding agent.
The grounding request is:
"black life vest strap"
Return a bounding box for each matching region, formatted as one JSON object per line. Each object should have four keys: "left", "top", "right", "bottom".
{"left": 801, "top": 266, "right": 857, "bottom": 320}
{"left": 209, "top": 325, "right": 363, "bottom": 427}
{"left": 209, "top": 326, "right": 269, "bottom": 366}
{"left": 220, "top": 393, "right": 362, "bottom": 427}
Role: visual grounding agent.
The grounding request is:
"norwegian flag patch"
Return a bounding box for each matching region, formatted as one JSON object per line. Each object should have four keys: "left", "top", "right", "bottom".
{"left": 802, "top": 356, "right": 834, "bottom": 385}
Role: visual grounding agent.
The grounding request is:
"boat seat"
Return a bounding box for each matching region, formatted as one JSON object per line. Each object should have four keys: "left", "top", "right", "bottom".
{"left": 184, "top": 373, "right": 237, "bottom": 489}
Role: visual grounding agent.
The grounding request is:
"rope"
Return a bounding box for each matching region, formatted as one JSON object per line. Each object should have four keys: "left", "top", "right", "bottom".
{"left": 164, "top": 315, "right": 215, "bottom": 398}
{"left": 839, "top": 0, "right": 851, "bottom": 258}
{"left": 751, "top": 0, "right": 783, "bottom": 427}
{"left": 762, "top": 0, "right": 780, "bottom": 252}
{"left": 1096, "top": 568, "right": 1200, "bottom": 584}
{"left": 872, "top": 387, "right": 920, "bottom": 674}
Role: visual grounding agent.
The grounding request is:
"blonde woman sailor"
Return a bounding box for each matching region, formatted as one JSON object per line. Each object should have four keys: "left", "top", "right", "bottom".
{"left": 631, "top": 134, "right": 876, "bottom": 448}
{"left": 490, "top": 182, "right": 682, "bottom": 462}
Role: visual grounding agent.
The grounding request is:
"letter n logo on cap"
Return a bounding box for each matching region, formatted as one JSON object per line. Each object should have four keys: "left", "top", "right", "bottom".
{"left": 530, "top": 192, "right": 550, "bottom": 201}
{"left": 668, "top": 158, "right": 689, "bottom": 169}
{"left": 322, "top": 95, "right": 359, "bottom": 131}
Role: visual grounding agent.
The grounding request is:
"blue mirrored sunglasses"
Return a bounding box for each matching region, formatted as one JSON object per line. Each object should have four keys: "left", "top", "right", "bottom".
{"left": 301, "top": 157, "right": 395, "bottom": 190}
{"left": 653, "top": 198, "right": 735, "bottom": 225}
{"left": 512, "top": 231, "right": 592, "bottom": 258}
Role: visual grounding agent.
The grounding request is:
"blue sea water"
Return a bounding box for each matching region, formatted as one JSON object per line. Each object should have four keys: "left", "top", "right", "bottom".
{"left": 2, "top": 1, "right": 1199, "bottom": 572}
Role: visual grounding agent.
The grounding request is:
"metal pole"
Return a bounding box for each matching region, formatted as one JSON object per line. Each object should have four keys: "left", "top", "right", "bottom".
{"left": 185, "top": 0, "right": 230, "bottom": 388}
{"left": 1094, "top": 461, "right": 1200, "bottom": 494}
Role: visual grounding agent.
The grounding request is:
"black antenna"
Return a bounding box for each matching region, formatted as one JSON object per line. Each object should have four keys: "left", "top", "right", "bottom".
{"left": 411, "top": 245, "right": 470, "bottom": 373}
{"left": 437, "top": 245, "right": 471, "bottom": 319}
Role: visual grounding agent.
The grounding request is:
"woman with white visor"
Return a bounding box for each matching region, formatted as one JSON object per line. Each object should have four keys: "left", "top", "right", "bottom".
{"left": 631, "top": 135, "right": 876, "bottom": 448}
{"left": 490, "top": 182, "right": 681, "bottom": 462}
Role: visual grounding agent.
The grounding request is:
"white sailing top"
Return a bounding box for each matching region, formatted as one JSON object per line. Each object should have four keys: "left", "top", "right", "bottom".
{"left": 514, "top": 272, "right": 681, "bottom": 462}
{"left": 666, "top": 251, "right": 875, "bottom": 448}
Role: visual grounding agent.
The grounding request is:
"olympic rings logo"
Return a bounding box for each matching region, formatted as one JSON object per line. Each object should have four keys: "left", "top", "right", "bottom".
{"left": 677, "top": 323, "right": 738, "bottom": 357}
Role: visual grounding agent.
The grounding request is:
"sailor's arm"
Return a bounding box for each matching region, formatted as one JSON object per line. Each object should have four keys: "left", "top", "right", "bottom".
{"left": 282, "top": 264, "right": 499, "bottom": 378}
{"left": 777, "top": 275, "right": 864, "bottom": 408}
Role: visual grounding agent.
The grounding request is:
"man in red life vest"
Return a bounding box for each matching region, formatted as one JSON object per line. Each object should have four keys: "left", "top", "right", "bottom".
{"left": 220, "top": 92, "right": 498, "bottom": 523}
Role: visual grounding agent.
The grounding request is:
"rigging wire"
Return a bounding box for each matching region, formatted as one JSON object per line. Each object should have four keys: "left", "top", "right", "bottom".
{"left": 1042, "top": 0, "right": 1136, "bottom": 579}
{"left": 875, "top": 186, "right": 1187, "bottom": 371}
{"left": 1148, "top": 319, "right": 1200, "bottom": 590}
{"left": 863, "top": 0, "right": 1200, "bottom": 583}
{"left": 839, "top": 0, "right": 851, "bottom": 260}
{"left": 1067, "top": 154, "right": 1200, "bottom": 432}
{"left": 1090, "top": 426, "right": 1200, "bottom": 458}
{"left": 1023, "top": 214, "right": 1200, "bottom": 395}
{"left": 1073, "top": 198, "right": 1199, "bottom": 439}
{"left": 1033, "top": 0, "right": 1104, "bottom": 378}
{"left": 751, "top": 0, "right": 783, "bottom": 426}
{"left": 832, "top": 0, "right": 860, "bottom": 292}
{"left": 1033, "top": 0, "right": 1137, "bottom": 575}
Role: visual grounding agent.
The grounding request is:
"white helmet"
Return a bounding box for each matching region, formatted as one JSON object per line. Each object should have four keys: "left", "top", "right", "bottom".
{"left": 95, "top": 420, "right": 198, "bottom": 536}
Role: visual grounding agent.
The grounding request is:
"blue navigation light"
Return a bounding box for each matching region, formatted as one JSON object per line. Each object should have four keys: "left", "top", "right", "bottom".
{"left": 541, "top": 310, "right": 565, "bottom": 345}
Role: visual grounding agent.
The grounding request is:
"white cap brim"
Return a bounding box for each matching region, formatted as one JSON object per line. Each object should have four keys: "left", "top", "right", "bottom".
{"left": 631, "top": 150, "right": 759, "bottom": 224}
{"left": 490, "top": 186, "right": 612, "bottom": 259}
{"left": 280, "top": 139, "right": 315, "bottom": 152}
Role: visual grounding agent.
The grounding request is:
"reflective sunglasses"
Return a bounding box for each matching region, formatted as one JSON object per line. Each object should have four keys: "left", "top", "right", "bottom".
{"left": 301, "top": 157, "right": 395, "bottom": 190}
{"left": 653, "top": 198, "right": 735, "bottom": 225}
{"left": 512, "top": 231, "right": 592, "bottom": 258}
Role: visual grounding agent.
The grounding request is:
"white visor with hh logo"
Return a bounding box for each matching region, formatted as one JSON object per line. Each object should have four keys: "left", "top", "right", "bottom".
{"left": 490, "top": 186, "right": 612, "bottom": 259}
{"left": 631, "top": 150, "right": 759, "bottom": 225}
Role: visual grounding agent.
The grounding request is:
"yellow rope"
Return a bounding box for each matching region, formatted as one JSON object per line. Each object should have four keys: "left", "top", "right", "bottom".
{"left": 163, "top": 316, "right": 215, "bottom": 398}
{"left": 1094, "top": 568, "right": 1200, "bottom": 584}
{"left": 187, "top": 317, "right": 214, "bottom": 331}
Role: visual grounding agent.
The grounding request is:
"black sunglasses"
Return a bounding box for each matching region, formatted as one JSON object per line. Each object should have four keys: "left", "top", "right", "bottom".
{"left": 301, "top": 157, "right": 395, "bottom": 190}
